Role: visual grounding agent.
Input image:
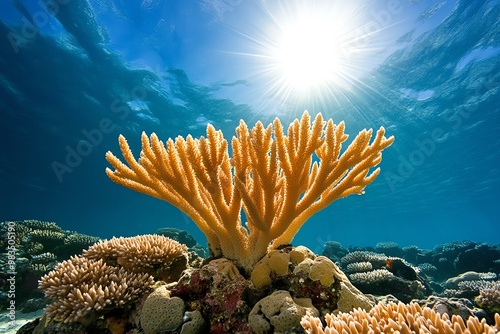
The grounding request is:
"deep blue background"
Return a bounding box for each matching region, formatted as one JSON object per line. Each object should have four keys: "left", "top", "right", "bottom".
{"left": 1, "top": 0, "right": 499, "bottom": 251}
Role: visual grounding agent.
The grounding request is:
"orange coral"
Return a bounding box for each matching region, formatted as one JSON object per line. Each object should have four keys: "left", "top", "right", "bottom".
{"left": 301, "top": 301, "right": 500, "bottom": 334}
{"left": 106, "top": 111, "right": 394, "bottom": 270}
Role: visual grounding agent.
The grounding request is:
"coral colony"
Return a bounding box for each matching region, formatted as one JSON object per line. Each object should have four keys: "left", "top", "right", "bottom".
{"left": 27, "top": 111, "right": 500, "bottom": 333}
{"left": 105, "top": 111, "right": 394, "bottom": 270}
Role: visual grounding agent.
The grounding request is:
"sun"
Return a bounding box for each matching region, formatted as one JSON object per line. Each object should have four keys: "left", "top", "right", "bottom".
{"left": 272, "top": 16, "right": 344, "bottom": 93}
{"left": 235, "top": 2, "right": 369, "bottom": 109}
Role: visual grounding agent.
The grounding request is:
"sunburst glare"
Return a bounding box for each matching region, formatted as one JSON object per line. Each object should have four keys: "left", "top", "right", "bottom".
{"left": 271, "top": 12, "right": 347, "bottom": 93}
{"left": 231, "top": 1, "right": 381, "bottom": 113}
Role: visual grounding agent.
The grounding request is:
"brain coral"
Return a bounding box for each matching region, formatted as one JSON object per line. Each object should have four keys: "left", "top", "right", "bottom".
{"left": 251, "top": 249, "right": 291, "bottom": 289}
{"left": 140, "top": 285, "right": 185, "bottom": 334}
{"left": 39, "top": 255, "right": 155, "bottom": 323}
{"left": 301, "top": 301, "right": 500, "bottom": 334}
{"left": 249, "top": 290, "right": 319, "bottom": 334}
{"left": 180, "top": 310, "right": 207, "bottom": 333}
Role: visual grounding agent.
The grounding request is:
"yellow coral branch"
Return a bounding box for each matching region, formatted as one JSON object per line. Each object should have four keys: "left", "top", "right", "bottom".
{"left": 106, "top": 111, "right": 394, "bottom": 270}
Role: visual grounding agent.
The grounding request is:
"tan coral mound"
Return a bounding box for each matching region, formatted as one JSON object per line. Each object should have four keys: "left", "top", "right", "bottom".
{"left": 475, "top": 281, "right": 500, "bottom": 314}
{"left": 140, "top": 285, "right": 185, "bottom": 334}
{"left": 39, "top": 256, "right": 155, "bottom": 323}
{"left": 106, "top": 111, "right": 394, "bottom": 270}
{"left": 301, "top": 301, "right": 500, "bottom": 334}
{"left": 82, "top": 234, "right": 188, "bottom": 274}
{"left": 249, "top": 290, "right": 319, "bottom": 334}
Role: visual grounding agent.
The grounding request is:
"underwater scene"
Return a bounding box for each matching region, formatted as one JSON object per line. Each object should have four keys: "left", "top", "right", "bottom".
{"left": 1, "top": 0, "right": 499, "bottom": 333}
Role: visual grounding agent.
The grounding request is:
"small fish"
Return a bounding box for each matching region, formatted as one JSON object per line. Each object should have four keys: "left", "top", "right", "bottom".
{"left": 385, "top": 258, "right": 417, "bottom": 280}
{"left": 386, "top": 258, "right": 433, "bottom": 294}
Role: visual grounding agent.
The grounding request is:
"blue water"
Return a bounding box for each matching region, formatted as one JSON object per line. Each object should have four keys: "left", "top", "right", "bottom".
{"left": 1, "top": 0, "right": 499, "bottom": 252}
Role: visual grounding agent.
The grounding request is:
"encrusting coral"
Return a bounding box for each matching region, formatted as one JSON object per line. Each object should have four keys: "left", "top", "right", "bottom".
{"left": 106, "top": 111, "right": 394, "bottom": 270}
{"left": 300, "top": 301, "right": 500, "bottom": 334}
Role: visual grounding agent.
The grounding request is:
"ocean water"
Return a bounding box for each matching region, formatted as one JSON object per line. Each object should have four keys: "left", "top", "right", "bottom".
{"left": 0, "top": 0, "right": 499, "bottom": 253}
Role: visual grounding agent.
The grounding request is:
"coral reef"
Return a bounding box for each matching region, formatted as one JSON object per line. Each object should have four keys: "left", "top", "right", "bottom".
{"left": 156, "top": 227, "right": 197, "bottom": 248}
{"left": 423, "top": 241, "right": 500, "bottom": 281}
{"left": 29, "top": 234, "right": 199, "bottom": 332}
{"left": 58, "top": 233, "right": 101, "bottom": 259}
{"left": 39, "top": 256, "right": 155, "bottom": 323}
{"left": 180, "top": 310, "right": 207, "bottom": 333}
{"left": 167, "top": 245, "right": 370, "bottom": 332}
{"left": 0, "top": 220, "right": 100, "bottom": 312}
{"left": 106, "top": 111, "right": 394, "bottom": 270}
{"left": 416, "top": 262, "right": 438, "bottom": 277}
{"left": 323, "top": 240, "right": 500, "bottom": 306}
{"left": 12, "top": 111, "right": 499, "bottom": 333}
{"left": 301, "top": 301, "right": 500, "bottom": 334}
{"left": 444, "top": 279, "right": 498, "bottom": 300}
{"left": 14, "top": 237, "right": 500, "bottom": 333}
{"left": 339, "top": 250, "right": 430, "bottom": 302}
{"left": 340, "top": 250, "right": 388, "bottom": 269}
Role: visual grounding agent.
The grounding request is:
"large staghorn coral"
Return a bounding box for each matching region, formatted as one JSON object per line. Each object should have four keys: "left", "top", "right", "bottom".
{"left": 106, "top": 111, "right": 394, "bottom": 270}
{"left": 301, "top": 301, "right": 500, "bottom": 334}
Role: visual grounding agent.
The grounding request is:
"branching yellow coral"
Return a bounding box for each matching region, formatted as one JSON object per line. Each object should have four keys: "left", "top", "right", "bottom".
{"left": 106, "top": 111, "right": 394, "bottom": 270}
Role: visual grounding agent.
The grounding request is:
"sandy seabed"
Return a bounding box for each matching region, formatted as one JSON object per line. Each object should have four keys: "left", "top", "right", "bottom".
{"left": 0, "top": 310, "right": 43, "bottom": 334}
